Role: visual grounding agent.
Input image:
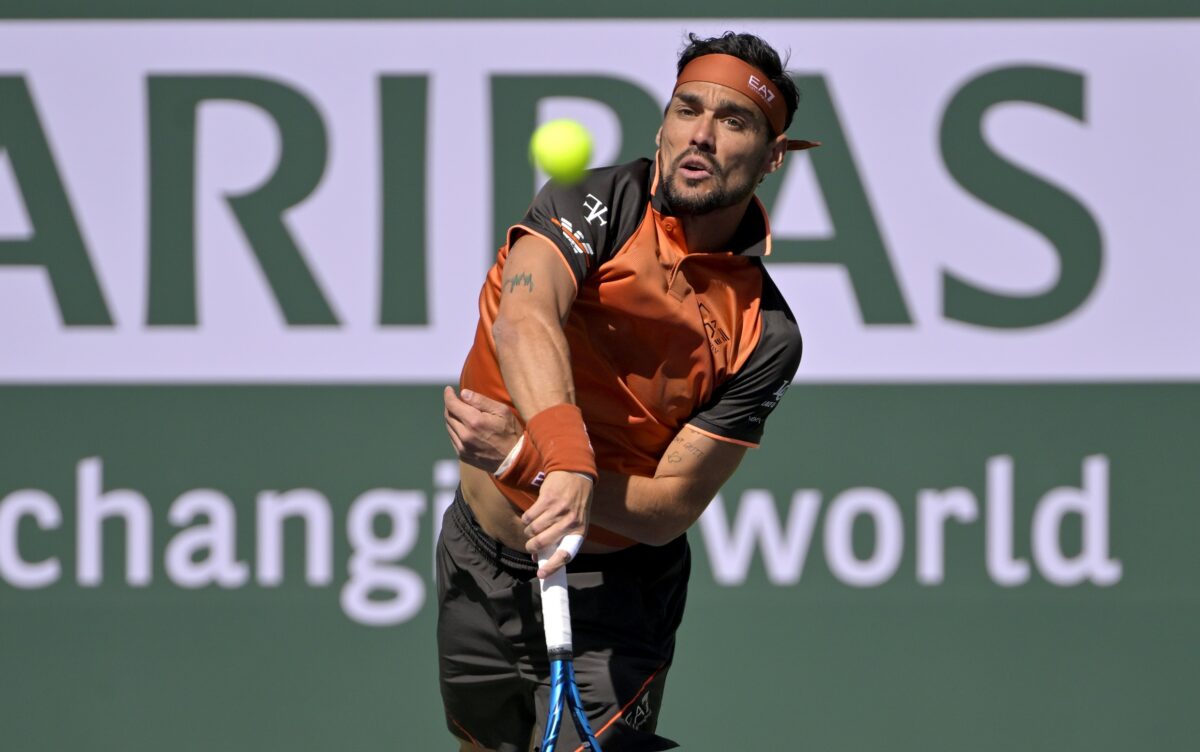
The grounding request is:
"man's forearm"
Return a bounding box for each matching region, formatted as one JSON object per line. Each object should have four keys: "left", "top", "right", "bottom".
{"left": 588, "top": 428, "right": 746, "bottom": 546}
{"left": 493, "top": 309, "right": 576, "bottom": 419}
{"left": 588, "top": 471, "right": 709, "bottom": 546}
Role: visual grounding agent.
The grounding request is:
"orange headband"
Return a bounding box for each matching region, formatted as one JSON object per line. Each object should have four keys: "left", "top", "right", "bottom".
{"left": 674, "top": 53, "right": 819, "bottom": 151}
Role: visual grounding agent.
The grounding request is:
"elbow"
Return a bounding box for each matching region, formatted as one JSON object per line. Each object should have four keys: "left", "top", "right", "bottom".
{"left": 641, "top": 530, "right": 681, "bottom": 547}
{"left": 491, "top": 311, "right": 525, "bottom": 352}
{"left": 639, "top": 520, "right": 692, "bottom": 547}
{"left": 491, "top": 309, "right": 549, "bottom": 351}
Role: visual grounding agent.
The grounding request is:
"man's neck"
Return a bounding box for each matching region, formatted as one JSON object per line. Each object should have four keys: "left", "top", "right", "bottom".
{"left": 677, "top": 197, "right": 754, "bottom": 253}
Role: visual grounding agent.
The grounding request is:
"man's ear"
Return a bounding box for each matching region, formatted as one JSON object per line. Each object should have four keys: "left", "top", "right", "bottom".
{"left": 764, "top": 132, "right": 787, "bottom": 175}
{"left": 655, "top": 126, "right": 662, "bottom": 148}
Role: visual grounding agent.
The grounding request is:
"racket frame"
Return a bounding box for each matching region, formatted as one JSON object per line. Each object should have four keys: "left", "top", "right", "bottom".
{"left": 537, "top": 559, "right": 602, "bottom": 752}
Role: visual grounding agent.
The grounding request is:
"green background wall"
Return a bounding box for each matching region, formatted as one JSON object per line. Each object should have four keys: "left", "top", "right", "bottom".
{"left": 3, "top": 386, "right": 1196, "bottom": 749}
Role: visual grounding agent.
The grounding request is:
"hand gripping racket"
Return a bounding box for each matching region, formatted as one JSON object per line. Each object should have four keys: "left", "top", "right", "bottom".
{"left": 537, "top": 540, "right": 602, "bottom": 752}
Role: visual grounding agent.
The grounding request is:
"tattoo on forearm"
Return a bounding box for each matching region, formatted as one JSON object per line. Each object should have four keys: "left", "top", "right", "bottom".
{"left": 667, "top": 452, "right": 683, "bottom": 463}
{"left": 503, "top": 272, "right": 534, "bottom": 293}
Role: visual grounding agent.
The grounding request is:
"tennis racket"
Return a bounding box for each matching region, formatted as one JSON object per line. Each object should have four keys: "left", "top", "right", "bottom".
{"left": 537, "top": 548, "right": 602, "bottom": 752}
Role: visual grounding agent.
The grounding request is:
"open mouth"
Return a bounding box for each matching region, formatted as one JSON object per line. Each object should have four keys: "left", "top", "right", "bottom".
{"left": 677, "top": 154, "right": 716, "bottom": 180}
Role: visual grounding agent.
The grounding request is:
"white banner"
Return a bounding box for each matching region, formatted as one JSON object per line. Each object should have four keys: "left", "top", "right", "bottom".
{"left": 0, "top": 21, "right": 1197, "bottom": 382}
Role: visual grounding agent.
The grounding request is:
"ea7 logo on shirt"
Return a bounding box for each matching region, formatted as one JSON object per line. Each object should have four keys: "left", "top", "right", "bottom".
{"left": 582, "top": 194, "right": 609, "bottom": 227}
{"left": 551, "top": 217, "right": 594, "bottom": 256}
{"left": 697, "top": 302, "right": 731, "bottom": 350}
{"left": 747, "top": 74, "right": 775, "bottom": 104}
{"left": 760, "top": 379, "right": 791, "bottom": 409}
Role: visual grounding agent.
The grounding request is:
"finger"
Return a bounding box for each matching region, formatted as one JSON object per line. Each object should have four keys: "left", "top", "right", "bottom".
{"left": 525, "top": 516, "right": 579, "bottom": 557}
{"left": 520, "top": 498, "right": 547, "bottom": 526}
{"left": 557, "top": 534, "right": 583, "bottom": 562}
{"left": 525, "top": 528, "right": 554, "bottom": 556}
{"left": 521, "top": 502, "right": 567, "bottom": 534}
{"left": 530, "top": 533, "right": 582, "bottom": 570}
{"left": 537, "top": 549, "right": 572, "bottom": 579}
{"left": 444, "top": 393, "right": 475, "bottom": 423}
{"left": 443, "top": 408, "right": 464, "bottom": 442}
{"left": 522, "top": 513, "right": 555, "bottom": 541}
{"left": 522, "top": 503, "right": 560, "bottom": 539}
{"left": 465, "top": 409, "right": 507, "bottom": 434}
{"left": 447, "top": 396, "right": 504, "bottom": 435}
{"left": 460, "top": 388, "right": 511, "bottom": 417}
{"left": 522, "top": 480, "right": 570, "bottom": 512}
{"left": 443, "top": 407, "right": 469, "bottom": 440}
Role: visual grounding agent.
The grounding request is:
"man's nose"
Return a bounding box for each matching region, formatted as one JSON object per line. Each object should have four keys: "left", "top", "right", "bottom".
{"left": 688, "top": 116, "right": 716, "bottom": 152}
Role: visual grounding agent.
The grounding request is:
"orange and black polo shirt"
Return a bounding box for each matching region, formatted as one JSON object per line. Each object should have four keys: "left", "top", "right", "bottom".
{"left": 461, "top": 157, "right": 802, "bottom": 541}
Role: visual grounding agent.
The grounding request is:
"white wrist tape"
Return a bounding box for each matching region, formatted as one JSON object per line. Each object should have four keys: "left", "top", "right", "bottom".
{"left": 557, "top": 533, "right": 583, "bottom": 563}
{"left": 493, "top": 435, "right": 525, "bottom": 477}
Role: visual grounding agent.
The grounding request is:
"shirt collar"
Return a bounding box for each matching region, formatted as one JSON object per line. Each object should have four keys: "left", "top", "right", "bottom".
{"left": 649, "top": 152, "right": 773, "bottom": 257}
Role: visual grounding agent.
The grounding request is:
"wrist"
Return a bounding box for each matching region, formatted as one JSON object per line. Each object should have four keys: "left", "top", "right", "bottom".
{"left": 495, "top": 433, "right": 548, "bottom": 489}
{"left": 526, "top": 403, "right": 597, "bottom": 482}
{"left": 493, "top": 435, "right": 525, "bottom": 477}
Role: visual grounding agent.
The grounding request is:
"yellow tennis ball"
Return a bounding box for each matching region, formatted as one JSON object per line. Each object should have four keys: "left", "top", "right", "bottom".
{"left": 530, "top": 119, "right": 593, "bottom": 184}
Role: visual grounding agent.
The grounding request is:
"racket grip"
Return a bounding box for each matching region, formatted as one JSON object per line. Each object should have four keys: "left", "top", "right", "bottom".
{"left": 538, "top": 552, "right": 573, "bottom": 658}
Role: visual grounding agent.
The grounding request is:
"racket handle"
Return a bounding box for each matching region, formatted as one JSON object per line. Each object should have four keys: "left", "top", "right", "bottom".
{"left": 538, "top": 551, "right": 573, "bottom": 657}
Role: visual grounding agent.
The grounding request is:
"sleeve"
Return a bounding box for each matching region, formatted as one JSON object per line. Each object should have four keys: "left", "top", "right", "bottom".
{"left": 687, "top": 275, "right": 803, "bottom": 446}
{"left": 505, "top": 161, "right": 650, "bottom": 287}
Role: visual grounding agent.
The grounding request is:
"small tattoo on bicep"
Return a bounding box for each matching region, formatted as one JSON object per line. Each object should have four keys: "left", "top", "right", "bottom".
{"left": 503, "top": 272, "right": 534, "bottom": 294}
{"left": 666, "top": 435, "right": 704, "bottom": 466}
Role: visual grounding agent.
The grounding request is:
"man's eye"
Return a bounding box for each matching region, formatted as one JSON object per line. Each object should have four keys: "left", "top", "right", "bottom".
{"left": 675, "top": 107, "right": 697, "bottom": 117}
{"left": 724, "top": 118, "right": 745, "bottom": 129}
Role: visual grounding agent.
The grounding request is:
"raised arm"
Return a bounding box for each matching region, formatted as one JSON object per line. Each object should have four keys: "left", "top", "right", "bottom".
{"left": 491, "top": 234, "right": 595, "bottom": 576}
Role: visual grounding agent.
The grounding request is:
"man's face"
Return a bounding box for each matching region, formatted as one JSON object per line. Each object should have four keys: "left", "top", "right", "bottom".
{"left": 657, "top": 81, "right": 785, "bottom": 216}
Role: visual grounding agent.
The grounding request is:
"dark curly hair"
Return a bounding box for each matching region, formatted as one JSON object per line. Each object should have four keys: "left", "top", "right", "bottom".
{"left": 676, "top": 31, "right": 800, "bottom": 135}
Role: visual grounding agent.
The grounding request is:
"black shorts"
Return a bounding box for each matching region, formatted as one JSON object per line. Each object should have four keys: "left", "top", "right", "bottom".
{"left": 437, "top": 489, "right": 689, "bottom": 751}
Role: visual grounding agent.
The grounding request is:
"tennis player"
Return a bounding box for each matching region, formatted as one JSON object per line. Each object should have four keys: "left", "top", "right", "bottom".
{"left": 438, "top": 31, "right": 811, "bottom": 751}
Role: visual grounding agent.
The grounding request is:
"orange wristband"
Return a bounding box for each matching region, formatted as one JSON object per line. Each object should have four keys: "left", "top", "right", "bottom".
{"left": 495, "top": 435, "right": 548, "bottom": 489}
{"left": 525, "top": 403, "right": 597, "bottom": 481}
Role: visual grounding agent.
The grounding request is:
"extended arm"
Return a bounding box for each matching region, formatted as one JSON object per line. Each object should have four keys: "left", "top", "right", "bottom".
{"left": 489, "top": 234, "right": 593, "bottom": 576}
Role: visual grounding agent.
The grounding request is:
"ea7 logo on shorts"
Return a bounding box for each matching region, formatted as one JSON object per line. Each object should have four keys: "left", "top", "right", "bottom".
{"left": 747, "top": 74, "right": 775, "bottom": 104}
{"left": 624, "top": 692, "right": 652, "bottom": 731}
